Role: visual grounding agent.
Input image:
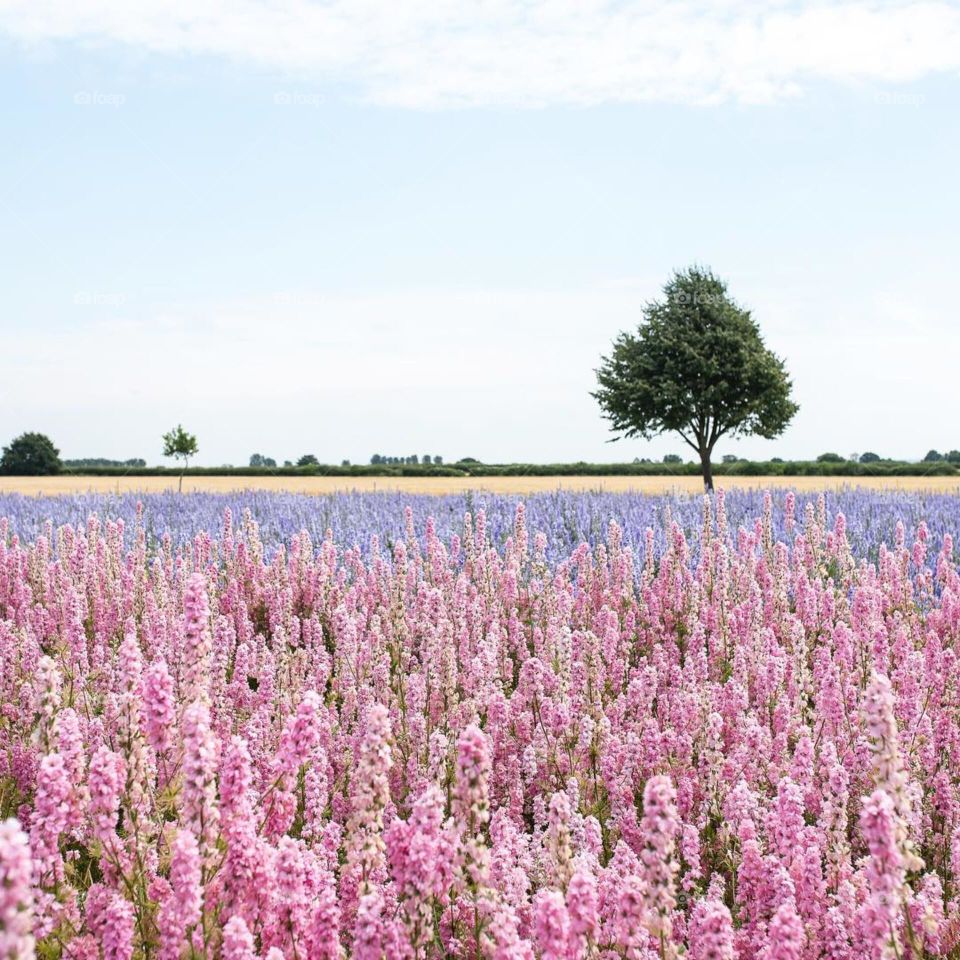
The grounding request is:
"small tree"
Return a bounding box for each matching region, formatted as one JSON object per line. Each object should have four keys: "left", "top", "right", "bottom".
{"left": 162, "top": 425, "right": 198, "bottom": 492}
{"left": 594, "top": 267, "right": 797, "bottom": 491}
{"left": 663, "top": 453, "right": 682, "bottom": 464}
{"left": 434, "top": 455, "right": 443, "bottom": 465}
{"left": 817, "top": 452, "right": 845, "bottom": 463}
{"left": 859, "top": 452, "right": 881, "bottom": 463}
{"left": 0, "top": 432, "right": 62, "bottom": 475}
{"left": 423, "top": 454, "right": 432, "bottom": 465}
{"left": 297, "top": 454, "right": 320, "bottom": 467}
{"left": 947, "top": 451, "right": 960, "bottom": 464}
{"left": 249, "top": 453, "right": 265, "bottom": 467}
{"left": 924, "top": 449, "right": 945, "bottom": 462}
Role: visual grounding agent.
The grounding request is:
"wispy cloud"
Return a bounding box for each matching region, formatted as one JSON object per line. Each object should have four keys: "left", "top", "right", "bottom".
{"left": 2, "top": 0, "right": 958, "bottom": 108}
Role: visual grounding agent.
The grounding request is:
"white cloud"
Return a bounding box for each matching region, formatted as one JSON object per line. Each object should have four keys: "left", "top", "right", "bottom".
{"left": 1, "top": 0, "right": 958, "bottom": 108}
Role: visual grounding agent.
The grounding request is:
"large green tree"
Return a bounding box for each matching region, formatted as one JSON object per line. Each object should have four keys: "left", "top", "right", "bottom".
{"left": 0, "top": 432, "right": 62, "bottom": 475}
{"left": 594, "top": 267, "right": 798, "bottom": 491}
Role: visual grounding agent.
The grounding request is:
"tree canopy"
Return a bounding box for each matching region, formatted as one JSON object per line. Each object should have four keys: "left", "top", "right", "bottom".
{"left": 593, "top": 266, "right": 798, "bottom": 490}
{"left": 162, "top": 425, "right": 199, "bottom": 492}
{"left": 0, "top": 432, "right": 62, "bottom": 475}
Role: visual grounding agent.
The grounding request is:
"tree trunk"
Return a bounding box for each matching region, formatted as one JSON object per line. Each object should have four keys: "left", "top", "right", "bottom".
{"left": 700, "top": 450, "right": 714, "bottom": 492}
{"left": 178, "top": 470, "right": 184, "bottom": 494}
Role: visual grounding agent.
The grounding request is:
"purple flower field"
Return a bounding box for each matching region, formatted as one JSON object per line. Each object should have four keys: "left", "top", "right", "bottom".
{"left": 1, "top": 487, "right": 959, "bottom": 563}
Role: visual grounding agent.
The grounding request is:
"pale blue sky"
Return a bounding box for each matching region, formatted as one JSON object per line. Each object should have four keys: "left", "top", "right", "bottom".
{"left": 2, "top": 2, "right": 959, "bottom": 466}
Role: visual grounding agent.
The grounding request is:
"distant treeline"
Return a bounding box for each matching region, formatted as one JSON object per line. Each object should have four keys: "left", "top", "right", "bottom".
{"left": 51, "top": 459, "right": 960, "bottom": 478}
{"left": 64, "top": 458, "right": 147, "bottom": 468}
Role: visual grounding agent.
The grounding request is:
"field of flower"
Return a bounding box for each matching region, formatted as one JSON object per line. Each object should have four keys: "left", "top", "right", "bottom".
{"left": 2, "top": 489, "right": 960, "bottom": 959}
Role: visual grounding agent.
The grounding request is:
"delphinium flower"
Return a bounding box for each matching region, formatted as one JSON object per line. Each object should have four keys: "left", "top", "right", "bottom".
{"left": 114, "top": 620, "right": 155, "bottom": 826}
{"left": 688, "top": 897, "right": 733, "bottom": 960}
{"left": 267, "top": 837, "right": 311, "bottom": 956}
{"left": 640, "top": 775, "right": 680, "bottom": 957}
{"left": 29, "top": 753, "right": 71, "bottom": 886}
{"left": 55, "top": 709, "right": 88, "bottom": 834}
{"left": 181, "top": 573, "right": 212, "bottom": 703}
{"left": 513, "top": 502, "right": 529, "bottom": 565}
{"left": 533, "top": 890, "right": 570, "bottom": 960}
{"left": 566, "top": 869, "right": 599, "bottom": 953}
{"left": 307, "top": 866, "right": 343, "bottom": 960}
{"left": 611, "top": 874, "right": 647, "bottom": 958}
{"left": 157, "top": 830, "right": 203, "bottom": 960}
{"left": 765, "top": 899, "right": 805, "bottom": 960}
{"left": 276, "top": 689, "right": 322, "bottom": 777}
{"left": 344, "top": 703, "right": 392, "bottom": 924}
{"left": 908, "top": 872, "right": 945, "bottom": 955}
{"left": 863, "top": 672, "right": 923, "bottom": 872}
{"left": 385, "top": 784, "right": 454, "bottom": 955}
{"left": 221, "top": 915, "right": 257, "bottom": 960}
{"left": 0, "top": 818, "right": 35, "bottom": 960}
{"left": 218, "top": 736, "right": 263, "bottom": 923}
{"left": 817, "top": 741, "right": 850, "bottom": 890}
{"left": 180, "top": 701, "right": 220, "bottom": 862}
{"left": 33, "top": 656, "right": 62, "bottom": 753}
{"left": 453, "top": 724, "right": 495, "bottom": 958}
{"left": 859, "top": 789, "right": 905, "bottom": 960}
{"left": 545, "top": 791, "right": 574, "bottom": 891}
{"left": 87, "top": 747, "right": 125, "bottom": 865}
{"left": 85, "top": 885, "right": 135, "bottom": 960}
{"left": 302, "top": 763, "right": 330, "bottom": 846}
{"left": 352, "top": 887, "right": 396, "bottom": 960}
{"left": 142, "top": 659, "right": 176, "bottom": 758}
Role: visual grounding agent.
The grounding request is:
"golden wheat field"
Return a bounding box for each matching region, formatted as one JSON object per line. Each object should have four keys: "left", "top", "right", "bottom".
{"left": 1, "top": 474, "right": 958, "bottom": 496}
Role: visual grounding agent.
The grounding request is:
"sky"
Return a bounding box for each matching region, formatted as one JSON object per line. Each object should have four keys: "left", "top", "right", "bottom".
{"left": 1, "top": 1, "right": 959, "bottom": 467}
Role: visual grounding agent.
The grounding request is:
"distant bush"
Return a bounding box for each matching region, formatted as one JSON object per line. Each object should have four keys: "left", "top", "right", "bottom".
{"left": 1, "top": 432, "right": 62, "bottom": 476}
{"left": 372, "top": 454, "right": 440, "bottom": 466}
{"left": 859, "top": 452, "right": 881, "bottom": 463}
{"left": 663, "top": 454, "right": 683, "bottom": 464}
{"left": 297, "top": 455, "right": 320, "bottom": 467}
{"left": 64, "top": 458, "right": 146, "bottom": 468}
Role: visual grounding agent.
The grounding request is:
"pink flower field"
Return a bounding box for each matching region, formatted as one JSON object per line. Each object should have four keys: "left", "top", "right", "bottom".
{"left": 2, "top": 492, "right": 960, "bottom": 960}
